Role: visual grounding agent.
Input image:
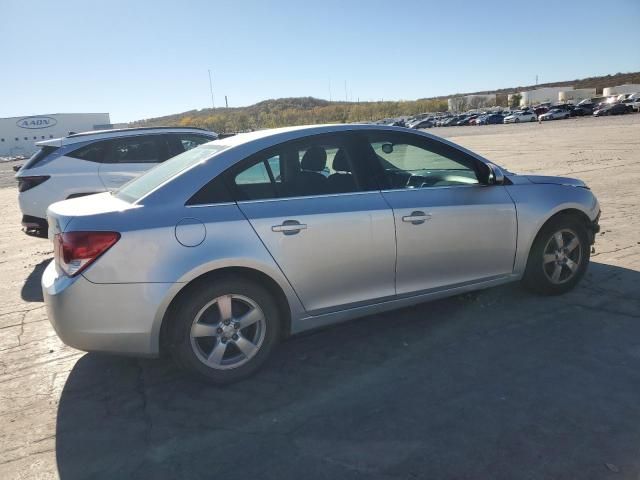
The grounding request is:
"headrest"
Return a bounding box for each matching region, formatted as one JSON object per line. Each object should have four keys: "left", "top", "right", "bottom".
{"left": 332, "top": 149, "right": 350, "bottom": 172}
{"left": 301, "top": 146, "right": 326, "bottom": 172}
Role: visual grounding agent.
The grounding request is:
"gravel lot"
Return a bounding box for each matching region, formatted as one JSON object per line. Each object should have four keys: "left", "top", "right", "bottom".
{"left": 1, "top": 115, "right": 639, "bottom": 480}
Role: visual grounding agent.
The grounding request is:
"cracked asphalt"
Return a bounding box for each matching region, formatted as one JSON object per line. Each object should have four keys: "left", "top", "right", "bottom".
{"left": 1, "top": 115, "right": 639, "bottom": 479}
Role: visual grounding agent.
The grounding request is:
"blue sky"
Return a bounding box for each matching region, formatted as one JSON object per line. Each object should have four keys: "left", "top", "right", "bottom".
{"left": 1, "top": 0, "right": 638, "bottom": 123}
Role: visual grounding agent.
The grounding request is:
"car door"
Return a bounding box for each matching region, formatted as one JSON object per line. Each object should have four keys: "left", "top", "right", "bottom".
{"left": 98, "top": 135, "right": 169, "bottom": 190}
{"left": 229, "top": 133, "right": 396, "bottom": 314}
{"left": 358, "top": 130, "right": 517, "bottom": 296}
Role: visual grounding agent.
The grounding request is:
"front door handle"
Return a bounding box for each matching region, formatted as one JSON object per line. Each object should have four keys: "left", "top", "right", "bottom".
{"left": 272, "top": 220, "right": 307, "bottom": 235}
{"left": 402, "top": 211, "right": 432, "bottom": 225}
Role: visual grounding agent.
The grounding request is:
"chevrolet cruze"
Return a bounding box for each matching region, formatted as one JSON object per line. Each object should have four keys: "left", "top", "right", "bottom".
{"left": 43, "top": 124, "right": 600, "bottom": 384}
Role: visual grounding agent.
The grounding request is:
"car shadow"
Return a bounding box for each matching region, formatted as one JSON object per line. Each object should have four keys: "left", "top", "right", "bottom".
{"left": 21, "top": 258, "right": 51, "bottom": 302}
{"left": 55, "top": 261, "right": 640, "bottom": 479}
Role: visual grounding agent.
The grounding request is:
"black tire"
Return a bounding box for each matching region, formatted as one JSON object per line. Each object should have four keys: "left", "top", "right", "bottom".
{"left": 169, "top": 275, "right": 282, "bottom": 384}
{"left": 515, "top": 118, "right": 520, "bottom": 123}
{"left": 522, "top": 215, "right": 591, "bottom": 295}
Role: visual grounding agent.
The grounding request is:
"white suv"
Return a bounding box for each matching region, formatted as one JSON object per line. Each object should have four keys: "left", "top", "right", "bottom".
{"left": 15, "top": 127, "right": 217, "bottom": 236}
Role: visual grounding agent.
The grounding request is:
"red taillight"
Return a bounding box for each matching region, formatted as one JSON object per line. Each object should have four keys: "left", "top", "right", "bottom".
{"left": 54, "top": 231, "right": 120, "bottom": 277}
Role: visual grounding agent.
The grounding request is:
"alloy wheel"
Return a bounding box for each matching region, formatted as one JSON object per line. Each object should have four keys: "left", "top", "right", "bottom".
{"left": 189, "top": 294, "right": 266, "bottom": 370}
{"left": 542, "top": 229, "right": 582, "bottom": 285}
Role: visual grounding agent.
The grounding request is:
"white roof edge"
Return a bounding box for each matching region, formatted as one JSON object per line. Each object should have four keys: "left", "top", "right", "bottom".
{"left": 56, "top": 127, "right": 217, "bottom": 145}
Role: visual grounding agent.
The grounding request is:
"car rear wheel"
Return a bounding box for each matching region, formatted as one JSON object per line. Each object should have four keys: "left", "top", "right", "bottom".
{"left": 522, "top": 215, "right": 590, "bottom": 295}
{"left": 170, "top": 276, "right": 281, "bottom": 384}
{"left": 515, "top": 118, "right": 520, "bottom": 123}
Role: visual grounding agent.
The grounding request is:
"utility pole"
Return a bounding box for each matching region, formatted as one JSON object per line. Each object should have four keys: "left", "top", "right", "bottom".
{"left": 344, "top": 80, "right": 348, "bottom": 102}
{"left": 208, "top": 69, "right": 215, "bottom": 109}
{"left": 225, "top": 95, "right": 228, "bottom": 108}
{"left": 329, "top": 78, "right": 332, "bottom": 102}
{"left": 535, "top": 74, "right": 538, "bottom": 86}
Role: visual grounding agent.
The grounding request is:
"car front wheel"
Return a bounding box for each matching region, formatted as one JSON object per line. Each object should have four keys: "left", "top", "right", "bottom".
{"left": 522, "top": 215, "right": 590, "bottom": 295}
{"left": 170, "top": 276, "right": 281, "bottom": 384}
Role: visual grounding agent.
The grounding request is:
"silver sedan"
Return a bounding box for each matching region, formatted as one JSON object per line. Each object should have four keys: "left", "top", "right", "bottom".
{"left": 43, "top": 124, "right": 600, "bottom": 384}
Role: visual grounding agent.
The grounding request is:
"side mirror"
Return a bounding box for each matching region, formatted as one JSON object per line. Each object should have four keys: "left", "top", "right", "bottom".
{"left": 478, "top": 162, "right": 504, "bottom": 185}
{"left": 381, "top": 143, "right": 394, "bottom": 154}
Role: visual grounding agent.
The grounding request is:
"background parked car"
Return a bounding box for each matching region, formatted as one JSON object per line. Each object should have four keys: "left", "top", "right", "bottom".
{"left": 15, "top": 127, "right": 217, "bottom": 236}
{"left": 539, "top": 108, "right": 570, "bottom": 121}
{"left": 593, "top": 103, "right": 631, "bottom": 116}
{"left": 504, "top": 111, "right": 536, "bottom": 123}
{"left": 571, "top": 103, "right": 594, "bottom": 116}
{"left": 477, "top": 113, "right": 504, "bottom": 125}
{"left": 410, "top": 118, "right": 434, "bottom": 129}
{"left": 621, "top": 98, "right": 640, "bottom": 112}
{"left": 533, "top": 106, "right": 549, "bottom": 116}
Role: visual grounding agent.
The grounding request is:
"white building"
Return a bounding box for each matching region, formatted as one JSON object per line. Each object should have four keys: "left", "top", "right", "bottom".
{"left": 519, "top": 86, "right": 573, "bottom": 106}
{"left": 448, "top": 94, "right": 496, "bottom": 112}
{"left": 559, "top": 88, "right": 596, "bottom": 104}
{"left": 0, "top": 113, "right": 111, "bottom": 157}
{"left": 603, "top": 84, "right": 640, "bottom": 96}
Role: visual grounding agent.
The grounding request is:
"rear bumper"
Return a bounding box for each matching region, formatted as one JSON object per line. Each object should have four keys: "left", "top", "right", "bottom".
{"left": 42, "top": 261, "right": 175, "bottom": 357}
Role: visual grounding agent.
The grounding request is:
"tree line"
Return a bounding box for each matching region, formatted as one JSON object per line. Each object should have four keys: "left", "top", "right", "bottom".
{"left": 131, "top": 97, "right": 449, "bottom": 133}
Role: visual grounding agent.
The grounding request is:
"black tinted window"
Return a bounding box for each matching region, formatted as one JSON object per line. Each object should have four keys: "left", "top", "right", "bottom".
{"left": 68, "top": 142, "right": 106, "bottom": 162}
{"left": 167, "top": 134, "right": 213, "bottom": 156}
{"left": 104, "top": 136, "right": 165, "bottom": 164}
{"left": 186, "top": 175, "right": 233, "bottom": 205}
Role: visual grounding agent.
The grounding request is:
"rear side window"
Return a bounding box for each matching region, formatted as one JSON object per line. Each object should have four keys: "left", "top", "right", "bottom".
{"left": 225, "top": 133, "right": 363, "bottom": 202}
{"left": 104, "top": 135, "right": 167, "bottom": 164}
{"left": 68, "top": 142, "right": 106, "bottom": 162}
{"left": 21, "top": 146, "right": 59, "bottom": 170}
{"left": 115, "top": 143, "right": 229, "bottom": 203}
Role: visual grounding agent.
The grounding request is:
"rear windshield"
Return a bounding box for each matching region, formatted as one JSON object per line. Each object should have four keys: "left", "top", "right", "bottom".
{"left": 22, "top": 146, "right": 59, "bottom": 170}
{"left": 115, "top": 143, "right": 229, "bottom": 203}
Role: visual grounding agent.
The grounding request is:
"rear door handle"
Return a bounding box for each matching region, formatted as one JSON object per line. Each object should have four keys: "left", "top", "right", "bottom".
{"left": 402, "top": 211, "right": 432, "bottom": 225}
{"left": 272, "top": 220, "right": 307, "bottom": 235}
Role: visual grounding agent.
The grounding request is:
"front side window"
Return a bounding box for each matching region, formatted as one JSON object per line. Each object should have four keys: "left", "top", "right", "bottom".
{"left": 366, "top": 133, "right": 480, "bottom": 189}
{"left": 104, "top": 135, "right": 165, "bottom": 164}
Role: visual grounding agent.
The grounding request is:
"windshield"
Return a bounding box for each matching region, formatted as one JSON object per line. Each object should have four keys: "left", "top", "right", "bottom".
{"left": 115, "top": 143, "right": 228, "bottom": 203}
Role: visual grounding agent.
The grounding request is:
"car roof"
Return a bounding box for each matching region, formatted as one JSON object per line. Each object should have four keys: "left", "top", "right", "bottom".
{"left": 203, "top": 123, "right": 455, "bottom": 151}
{"left": 138, "top": 123, "right": 497, "bottom": 206}
{"left": 35, "top": 126, "right": 217, "bottom": 147}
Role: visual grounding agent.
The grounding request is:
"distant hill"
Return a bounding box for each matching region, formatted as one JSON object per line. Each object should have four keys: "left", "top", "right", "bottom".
{"left": 131, "top": 71, "right": 640, "bottom": 132}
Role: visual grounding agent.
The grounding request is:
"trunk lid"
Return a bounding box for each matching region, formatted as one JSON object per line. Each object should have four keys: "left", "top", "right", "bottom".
{"left": 46, "top": 192, "right": 134, "bottom": 239}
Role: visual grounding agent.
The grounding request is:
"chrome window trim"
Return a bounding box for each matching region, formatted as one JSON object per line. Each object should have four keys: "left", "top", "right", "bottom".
{"left": 235, "top": 189, "right": 381, "bottom": 206}
{"left": 379, "top": 183, "right": 489, "bottom": 194}
{"left": 185, "top": 202, "right": 237, "bottom": 208}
